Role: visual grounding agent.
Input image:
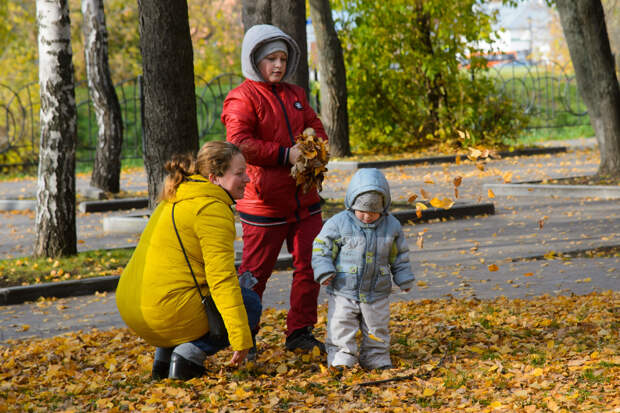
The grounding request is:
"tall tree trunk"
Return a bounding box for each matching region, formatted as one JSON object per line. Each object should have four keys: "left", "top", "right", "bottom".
{"left": 309, "top": 0, "right": 350, "bottom": 157}
{"left": 82, "top": 0, "right": 124, "bottom": 193}
{"left": 241, "top": 0, "right": 271, "bottom": 29}
{"left": 138, "top": 0, "right": 199, "bottom": 207}
{"left": 34, "top": 0, "right": 77, "bottom": 257}
{"left": 556, "top": 0, "right": 620, "bottom": 176}
{"left": 271, "top": 0, "right": 309, "bottom": 96}
{"left": 242, "top": 0, "right": 309, "bottom": 96}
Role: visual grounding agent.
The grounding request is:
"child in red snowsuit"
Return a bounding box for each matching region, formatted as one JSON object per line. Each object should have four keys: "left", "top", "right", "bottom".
{"left": 221, "top": 24, "right": 328, "bottom": 356}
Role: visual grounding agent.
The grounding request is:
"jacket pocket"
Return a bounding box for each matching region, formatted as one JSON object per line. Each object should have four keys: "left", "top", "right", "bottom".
{"left": 333, "top": 263, "right": 358, "bottom": 291}
{"left": 373, "top": 265, "right": 393, "bottom": 293}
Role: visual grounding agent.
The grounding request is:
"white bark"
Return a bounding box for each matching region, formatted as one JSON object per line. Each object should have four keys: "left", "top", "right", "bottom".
{"left": 82, "top": 0, "right": 124, "bottom": 193}
{"left": 35, "top": 0, "right": 77, "bottom": 257}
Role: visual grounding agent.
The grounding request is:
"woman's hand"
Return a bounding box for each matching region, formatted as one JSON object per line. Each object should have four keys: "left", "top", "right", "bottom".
{"left": 288, "top": 144, "right": 302, "bottom": 164}
{"left": 229, "top": 349, "right": 249, "bottom": 367}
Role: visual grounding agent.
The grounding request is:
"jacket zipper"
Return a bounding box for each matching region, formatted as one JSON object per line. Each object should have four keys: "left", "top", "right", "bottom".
{"left": 272, "top": 85, "right": 296, "bottom": 145}
{"left": 272, "top": 85, "right": 302, "bottom": 216}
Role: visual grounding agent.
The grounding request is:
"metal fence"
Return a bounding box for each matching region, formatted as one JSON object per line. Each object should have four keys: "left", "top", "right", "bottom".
{"left": 0, "top": 63, "right": 590, "bottom": 168}
{"left": 486, "top": 61, "right": 589, "bottom": 129}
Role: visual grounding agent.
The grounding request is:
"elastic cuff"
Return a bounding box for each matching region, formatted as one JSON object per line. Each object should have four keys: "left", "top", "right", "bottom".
{"left": 278, "top": 146, "right": 290, "bottom": 165}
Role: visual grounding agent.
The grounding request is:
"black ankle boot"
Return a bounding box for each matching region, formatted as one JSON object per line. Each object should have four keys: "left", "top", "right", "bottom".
{"left": 168, "top": 353, "right": 205, "bottom": 380}
{"left": 151, "top": 360, "right": 170, "bottom": 380}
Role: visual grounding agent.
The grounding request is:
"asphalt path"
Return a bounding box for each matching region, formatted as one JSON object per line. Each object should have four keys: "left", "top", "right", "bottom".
{"left": 1, "top": 145, "right": 618, "bottom": 344}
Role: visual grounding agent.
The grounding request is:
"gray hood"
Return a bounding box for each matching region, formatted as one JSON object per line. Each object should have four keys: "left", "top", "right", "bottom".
{"left": 241, "top": 24, "right": 301, "bottom": 82}
{"left": 344, "top": 168, "right": 392, "bottom": 213}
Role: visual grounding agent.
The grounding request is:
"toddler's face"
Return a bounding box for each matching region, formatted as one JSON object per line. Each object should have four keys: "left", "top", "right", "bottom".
{"left": 354, "top": 210, "right": 380, "bottom": 224}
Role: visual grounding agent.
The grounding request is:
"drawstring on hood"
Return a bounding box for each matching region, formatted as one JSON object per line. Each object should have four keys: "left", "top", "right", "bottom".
{"left": 241, "top": 24, "right": 300, "bottom": 83}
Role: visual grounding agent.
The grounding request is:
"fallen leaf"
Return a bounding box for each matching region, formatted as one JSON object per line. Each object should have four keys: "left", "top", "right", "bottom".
{"left": 488, "top": 188, "right": 495, "bottom": 198}
{"left": 368, "top": 333, "right": 385, "bottom": 343}
{"left": 488, "top": 264, "right": 499, "bottom": 272}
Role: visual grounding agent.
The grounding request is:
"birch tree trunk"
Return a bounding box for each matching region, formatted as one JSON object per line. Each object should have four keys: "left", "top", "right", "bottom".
{"left": 34, "top": 0, "right": 77, "bottom": 257}
{"left": 82, "top": 0, "right": 124, "bottom": 193}
{"left": 309, "top": 0, "right": 350, "bottom": 157}
{"left": 556, "top": 0, "right": 620, "bottom": 176}
{"left": 241, "top": 0, "right": 309, "bottom": 96}
{"left": 138, "top": 0, "right": 199, "bottom": 207}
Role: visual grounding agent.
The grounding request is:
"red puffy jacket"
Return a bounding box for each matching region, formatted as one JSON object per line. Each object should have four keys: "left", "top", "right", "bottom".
{"left": 221, "top": 79, "right": 327, "bottom": 224}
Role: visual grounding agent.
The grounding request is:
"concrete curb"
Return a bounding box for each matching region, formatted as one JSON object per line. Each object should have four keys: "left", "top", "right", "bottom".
{"left": 0, "top": 199, "right": 36, "bottom": 211}
{"left": 0, "top": 146, "right": 570, "bottom": 212}
{"left": 327, "top": 146, "right": 567, "bottom": 170}
{"left": 0, "top": 256, "right": 293, "bottom": 306}
{"left": 484, "top": 183, "right": 620, "bottom": 199}
{"left": 78, "top": 197, "right": 149, "bottom": 213}
{"left": 0, "top": 202, "right": 494, "bottom": 305}
{"left": 102, "top": 202, "right": 496, "bottom": 235}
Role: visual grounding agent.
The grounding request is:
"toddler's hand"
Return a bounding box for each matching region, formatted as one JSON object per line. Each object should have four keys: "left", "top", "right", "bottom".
{"left": 321, "top": 273, "right": 335, "bottom": 285}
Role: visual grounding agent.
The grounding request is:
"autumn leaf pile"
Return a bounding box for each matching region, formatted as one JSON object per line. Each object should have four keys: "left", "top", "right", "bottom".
{"left": 1, "top": 292, "right": 618, "bottom": 412}
{"left": 290, "top": 128, "right": 329, "bottom": 193}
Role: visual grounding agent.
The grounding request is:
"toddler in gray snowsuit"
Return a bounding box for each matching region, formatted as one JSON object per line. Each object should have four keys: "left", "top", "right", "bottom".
{"left": 312, "top": 168, "right": 414, "bottom": 369}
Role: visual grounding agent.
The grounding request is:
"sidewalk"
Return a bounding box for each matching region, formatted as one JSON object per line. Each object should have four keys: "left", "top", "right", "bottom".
{"left": 1, "top": 139, "right": 618, "bottom": 343}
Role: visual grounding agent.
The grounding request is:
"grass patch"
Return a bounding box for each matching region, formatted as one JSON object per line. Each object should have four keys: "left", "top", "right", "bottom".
{"left": 0, "top": 248, "right": 134, "bottom": 288}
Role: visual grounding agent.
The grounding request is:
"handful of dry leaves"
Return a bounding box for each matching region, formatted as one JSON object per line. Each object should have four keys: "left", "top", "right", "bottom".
{"left": 290, "top": 128, "right": 329, "bottom": 193}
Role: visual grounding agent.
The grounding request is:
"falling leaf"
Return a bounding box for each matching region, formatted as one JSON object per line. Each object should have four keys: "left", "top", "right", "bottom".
{"left": 488, "top": 188, "right": 495, "bottom": 198}
{"left": 420, "top": 188, "right": 430, "bottom": 200}
{"left": 415, "top": 202, "right": 428, "bottom": 211}
{"left": 423, "top": 174, "right": 434, "bottom": 184}
{"left": 455, "top": 154, "right": 461, "bottom": 164}
{"left": 416, "top": 231, "right": 425, "bottom": 249}
{"left": 476, "top": 161, "right": 485, "bottom": 171}
{"left": 453, "top": 176, "right": 462, "bottom": 187}
{"left": 429, "top": 197, "right": 455, "bottom": 209}
{"left": 502, "top": 172, "right": 513, "bottom": 183}
{"left": 407, "top": 194, "right": 418, "bottom": 203}
{"left": 21, "top": 324, "right": 30, "bottom": 332}
{"left": 538, "top": 216, "right": 548, "bottom": 229}
{"left": 454, "top": 188, "right": 459, "bottom": 199}
{"left": 524, "top": 272, "right": 534, "bottom": 277}
{"left": 488, "top": 264, "right": 499, "bottom": 272}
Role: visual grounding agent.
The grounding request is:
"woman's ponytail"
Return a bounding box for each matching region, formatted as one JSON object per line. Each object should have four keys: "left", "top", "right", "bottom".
{"left": 159, "top": 153, "right": 196, "bottom": 202}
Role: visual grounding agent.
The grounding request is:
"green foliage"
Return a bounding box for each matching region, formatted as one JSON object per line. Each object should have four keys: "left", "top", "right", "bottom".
{"left": 334, "top": 0, "right": 528, "bottom": 153}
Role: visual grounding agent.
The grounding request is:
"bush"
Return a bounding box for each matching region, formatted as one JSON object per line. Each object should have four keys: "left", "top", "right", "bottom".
{"left": 334, "top": 0, "right": 528, "bottom": 153}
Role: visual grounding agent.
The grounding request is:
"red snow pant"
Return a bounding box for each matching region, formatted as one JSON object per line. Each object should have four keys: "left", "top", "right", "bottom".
{"left": 238, "top": 212, "right": 323, "bottom": 336}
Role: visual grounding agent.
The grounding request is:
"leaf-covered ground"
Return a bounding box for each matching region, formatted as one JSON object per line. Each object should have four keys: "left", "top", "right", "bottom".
{"left": 1, "top": 292, "right": 618, "bottom": 412}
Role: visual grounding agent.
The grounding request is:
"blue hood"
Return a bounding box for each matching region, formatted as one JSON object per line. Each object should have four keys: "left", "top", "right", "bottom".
{"left": 344, "top": 168, "right": 391, "bottom": 213}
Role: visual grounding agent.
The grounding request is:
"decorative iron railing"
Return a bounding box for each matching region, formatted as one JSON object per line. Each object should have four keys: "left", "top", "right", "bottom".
{"left": 0, "top": 64, "right": 591, "bottom": 168}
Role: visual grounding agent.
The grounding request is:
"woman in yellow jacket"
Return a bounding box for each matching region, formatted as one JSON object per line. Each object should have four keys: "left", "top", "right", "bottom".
{"left": 116, "top": 141, "right": 260, "bottom": 380}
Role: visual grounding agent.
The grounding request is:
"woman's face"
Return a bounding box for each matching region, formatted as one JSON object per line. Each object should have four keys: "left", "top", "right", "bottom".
{"left": 258, "top": 51, "right": 287, "bottom": 83}
{"left": 212, "top": 153, "right": 250, "bottom": 200}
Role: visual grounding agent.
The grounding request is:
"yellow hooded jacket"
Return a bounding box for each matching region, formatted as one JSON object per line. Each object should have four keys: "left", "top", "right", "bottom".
{"left": 116, "top": 175, "right": 252, "bottom": 351}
